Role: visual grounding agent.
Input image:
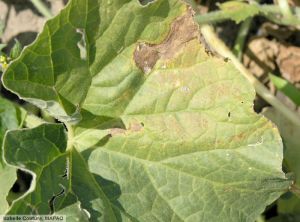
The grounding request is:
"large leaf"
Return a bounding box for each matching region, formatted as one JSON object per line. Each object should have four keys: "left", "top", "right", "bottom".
{"left": 0, "top": 97, "right": 26, "bottom": 214}
{"left": 1, "top": 0, "right": 291, "bottom": 221}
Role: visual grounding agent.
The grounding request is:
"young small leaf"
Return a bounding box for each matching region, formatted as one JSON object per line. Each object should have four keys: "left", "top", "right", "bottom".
{"left": 9, "top": 39, "right": 22, "bottom": 60}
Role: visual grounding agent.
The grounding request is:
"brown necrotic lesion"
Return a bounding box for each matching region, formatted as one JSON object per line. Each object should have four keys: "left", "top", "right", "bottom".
{"left": 134, "top": 7, "right": 199, "bottom": 74}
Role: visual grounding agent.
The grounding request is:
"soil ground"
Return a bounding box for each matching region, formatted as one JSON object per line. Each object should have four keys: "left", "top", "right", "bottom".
{"left": 0, "top": 0, "right": 67, "bottom": 50}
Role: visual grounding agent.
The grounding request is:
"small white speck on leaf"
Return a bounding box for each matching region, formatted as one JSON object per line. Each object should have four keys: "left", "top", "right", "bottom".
{"left": 248, "top": 137, "right": 264, "bottom": 147}
{"left": 144, "top": 66, "right": 151, "bottom": 74}
{"left": 181, "top": 86, "right": 190, "bottom": 93}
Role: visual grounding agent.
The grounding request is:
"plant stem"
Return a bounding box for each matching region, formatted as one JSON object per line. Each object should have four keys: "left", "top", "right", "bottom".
{"left": 195, "top": 10, "right": 230, "bottom": 24}
{"left": 233, "top": 0, "right": 261, "bottom": 60}
{"left": 290, "top": 184, "right": 300, "bottom": 197}
{"left": 24, "top": 114, "right": 45, "bottom": 128}
{"left": 65, "top": 123, "right": 74, "bottom": 151}
{"left": 262, "top": 4, "right": 300, "bottom": 25}
{"left": 200, "top": 25, "right": 300, "bottom": 126}
{"left": 277, "top": 0, "right": 293, "bottom": 19}
{"left": 195, "top": 5, "right": 300, "bottom": 26}
{"left": 262, "top": 4, "right": 300, "bottom": 15}
{"left": 30, "top": 0, "right": 53, "bottom": 19}
{"left": 233, "top": 18, "right": 252, "bottom": 60}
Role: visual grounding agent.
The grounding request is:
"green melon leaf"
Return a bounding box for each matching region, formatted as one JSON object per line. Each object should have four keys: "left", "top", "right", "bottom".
{"left": 3, "top": 124, "right": 132, "bottom": 221}
{"left": 0, "top": 97, "right": 26, "bottom": 214}
{"left": 9, "top": 39, "right": 23, "bottom": 60}
{"left": 0, "top": 165, "right": 15, "bottom": 214}
{"left": 1, "top": 0, "right": 291, "bottom": 221}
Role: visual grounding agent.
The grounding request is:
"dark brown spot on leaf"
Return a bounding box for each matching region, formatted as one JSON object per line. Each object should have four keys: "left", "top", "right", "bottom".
{"left": 224, "top": 57, "right": 229, "bottom": 62}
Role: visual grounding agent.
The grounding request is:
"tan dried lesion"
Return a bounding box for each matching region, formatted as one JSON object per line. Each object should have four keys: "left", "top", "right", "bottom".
{"left": 134, "top": 7, "right": 199, "bottom": 74}
{"left": 109, "top": 121, "right": 144, "bottom": 136}
{"left": 109, "top": 128, "right": 127, "bottom": 136}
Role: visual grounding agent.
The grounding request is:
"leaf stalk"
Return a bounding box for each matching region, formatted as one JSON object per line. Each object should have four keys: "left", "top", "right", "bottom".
{"left": 195, "top": 4, "right": 300, "bottom": 26}
{"left": 24, "top": 114, "right": 45, "bottom": 128}
{"left": 65, "top": 123, "right": 74, "bottom": 151}
{"left": 30, "top": 0, "right": 53, "bottom": 19}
